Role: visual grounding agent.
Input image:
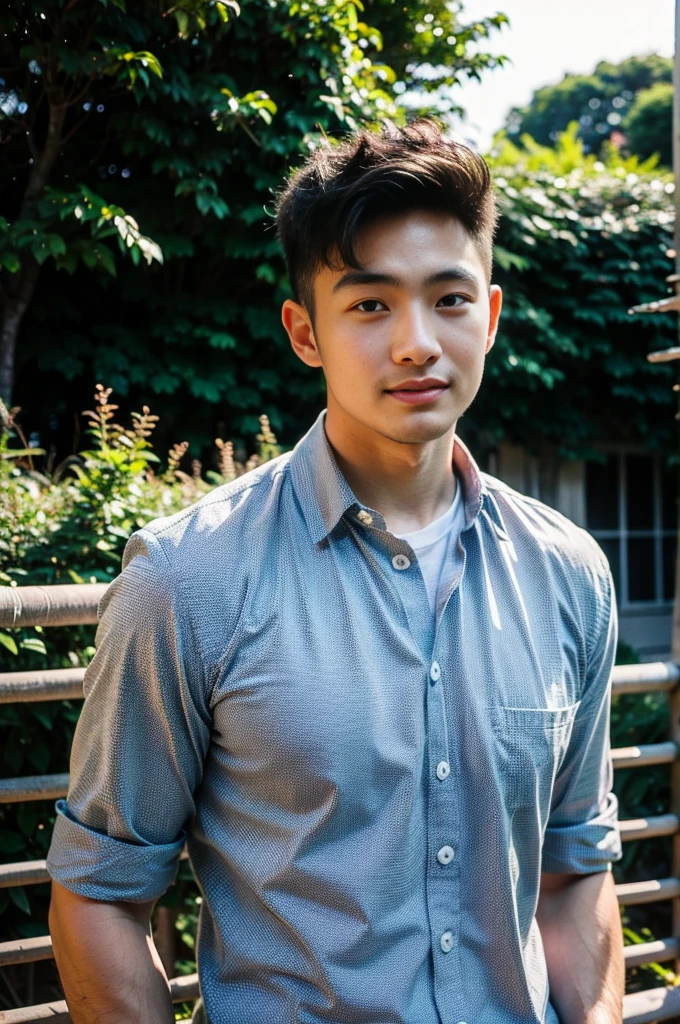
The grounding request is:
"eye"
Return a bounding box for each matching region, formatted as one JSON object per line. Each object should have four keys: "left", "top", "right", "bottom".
{"left": 352, "top": 299, "right": 388, "bottom": 313}
{"left": 436, "top": 293, "right": 468, "bottom": 308}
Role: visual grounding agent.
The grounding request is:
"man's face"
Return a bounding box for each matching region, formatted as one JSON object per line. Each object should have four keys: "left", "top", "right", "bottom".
{"left": 282, "top": 210, "right": 502, "bottom": 446}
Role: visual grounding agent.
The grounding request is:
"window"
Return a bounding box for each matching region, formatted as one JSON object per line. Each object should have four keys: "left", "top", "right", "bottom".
{"left": 585, "top": 452, "right": 677, "bottom": 607}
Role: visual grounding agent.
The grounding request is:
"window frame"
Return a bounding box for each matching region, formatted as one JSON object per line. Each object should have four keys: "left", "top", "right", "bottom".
{"left": 587, "top": 446, "right": 676, "bottom": 611}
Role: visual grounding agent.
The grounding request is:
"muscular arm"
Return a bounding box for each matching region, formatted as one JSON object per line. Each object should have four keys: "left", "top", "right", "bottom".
{"left": 49, "top": 880, "right": 175, "bottom": 1024}
{"left": 536, "top": 870, "right": 624, "bottom": 1024}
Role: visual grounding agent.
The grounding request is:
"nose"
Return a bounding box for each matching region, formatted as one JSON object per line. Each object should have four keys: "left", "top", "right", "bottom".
{"left": 390, "top": 302, "right": 442, "bottom": 365}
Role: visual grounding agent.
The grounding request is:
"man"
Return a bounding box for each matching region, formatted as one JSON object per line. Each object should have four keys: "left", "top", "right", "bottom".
{"left": 47, "top": 118, "right": 624, "bottom": 1023}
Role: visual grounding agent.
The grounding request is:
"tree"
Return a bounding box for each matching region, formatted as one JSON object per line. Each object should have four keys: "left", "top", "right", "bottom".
{"left": 466, "top": 124, "right": 677, "bottom": 462}
{"left": 624, "top": 82, "right": 673, "bottom": 168}
{"left": 0, "top": 0, "right": 509, "bottom": 447}
{"left": 504, "top": 54, "right": 672, "bottom": 164}
{"left": 0, "top": 1, "right": 220, "bottom": 402}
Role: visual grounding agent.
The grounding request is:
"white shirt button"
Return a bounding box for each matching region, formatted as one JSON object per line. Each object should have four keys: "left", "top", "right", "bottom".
{"left": 436, "top": 760, "right": 450, "bottom": 781}
{"left": 437, "top": 845, "right": 455, "bottom": 865}
{"left": 440, "top": 930, "right": 454, "bottom": 953}
{"left": 392, "top": 553, "right": 411, "bottom": 571}
{"left": 356, "top": 510, "right": 373, "bottom": 526}
{"left": 430, "top": 661, "right": 441, "bottom": 682}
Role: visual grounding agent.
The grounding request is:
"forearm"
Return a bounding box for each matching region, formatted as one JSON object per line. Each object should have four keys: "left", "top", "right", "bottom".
{"left": 49, "top": 880, "right": 175, "bottom": 1024}
{"left": 536, "top": 870, "right": 624, "bottom": 1024}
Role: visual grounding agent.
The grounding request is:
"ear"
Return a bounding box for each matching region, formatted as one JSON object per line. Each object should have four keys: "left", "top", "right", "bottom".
{"left": 485, "top": 285, "right": 503, "bottom": 354}
{"left": 281, "top": 299, "right": 322, "bottom": 369}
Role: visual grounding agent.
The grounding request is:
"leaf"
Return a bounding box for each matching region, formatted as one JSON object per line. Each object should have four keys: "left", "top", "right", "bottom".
{"left": 97, "top": 246, "right": 117, "bottom": 277}
{"left": 19, "top": 637, "right": 47, "bottom": 655}
{"left": 207, "top": 332, "right": 237, "bottom": 350}
{"left": 28, "top": 740, "right": 50, "bottom": 773}
{"left": 174, "top": 10, "right": 190, "bottom": 36}
{"left": 9, "top": 887, "right": 31, "bottom": 915}
{"left": 0, "top": 829, "right": 26, "bottom": 854}
{"left": 30, "top": 705, "right": 54, "bottom": 730}
{"left": 0, "top": 633, "right": 18, "bottom": 655}
{"left": 1, "top": 253, "right": 20, "bottom": 273}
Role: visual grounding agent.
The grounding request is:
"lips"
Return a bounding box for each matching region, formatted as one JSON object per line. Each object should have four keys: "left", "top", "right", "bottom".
{"left": 386, "top": 378, "right": 449, "bottom": 392}
{"left": 385, "top": 380, "right": 450, "bottom": 406}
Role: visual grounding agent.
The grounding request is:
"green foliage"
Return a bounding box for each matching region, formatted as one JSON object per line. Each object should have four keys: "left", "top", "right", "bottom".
{"left": 504, "top": 54, "right": 672, "bottom": 165}
{"left": 624, "top": 82, "right": 673, "bottom": 169}
{"left": 2, "top": 0, "right": 508, "bottom": 449}
{"left": 1, "top": 183, "right": 163, "bottom": 278}
{"left": 469, "top": 123, "right": 677, "bottom": 459}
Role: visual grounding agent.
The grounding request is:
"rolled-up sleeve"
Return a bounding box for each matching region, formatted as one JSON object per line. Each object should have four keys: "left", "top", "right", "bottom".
{"left": 542, "top": 555, "right": 623, "bottom": 874}
{"left": 47, "top": 527, "right": 212, "bottom": 902}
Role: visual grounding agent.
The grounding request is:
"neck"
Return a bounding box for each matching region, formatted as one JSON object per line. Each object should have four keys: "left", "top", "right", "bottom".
{"left": 323, "top": 400, "right": 457, "bottom": 536}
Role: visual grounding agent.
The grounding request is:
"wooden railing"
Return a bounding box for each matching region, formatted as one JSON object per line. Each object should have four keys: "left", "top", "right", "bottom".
{"left": 1, "top": 586, "right": 680, "bottom": 1022}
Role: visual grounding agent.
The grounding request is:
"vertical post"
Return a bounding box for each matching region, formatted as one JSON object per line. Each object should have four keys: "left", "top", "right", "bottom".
{"left": 670, "top": 0, "right": 680, "bottom": 977}
{"left": 153, "top": 905, "right": 177, "bottom": 981}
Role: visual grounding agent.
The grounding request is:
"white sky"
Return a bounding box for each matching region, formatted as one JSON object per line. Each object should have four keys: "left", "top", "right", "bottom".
{"left": 450, "top": 0, "right": 674, "bottom": 151}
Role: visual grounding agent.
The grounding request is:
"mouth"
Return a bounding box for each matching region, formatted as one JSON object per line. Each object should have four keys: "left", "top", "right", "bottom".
{"left": 384, "top": 380, "right": 450, "bottom": 406}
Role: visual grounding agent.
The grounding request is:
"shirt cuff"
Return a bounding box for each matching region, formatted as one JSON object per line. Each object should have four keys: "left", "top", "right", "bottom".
{"left": 541, "top": 792, "right": 623, "bottom": 874}
{"left": 46, "top": 800, "right": 185, "bottom": 902}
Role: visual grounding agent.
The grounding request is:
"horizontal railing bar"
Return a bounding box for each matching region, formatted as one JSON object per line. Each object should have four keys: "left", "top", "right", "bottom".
{"left": 624, "top": 936, "right": 679, "bottom": 968}
{"left": 0, "top": 668, "right": 85, "bottom": 705}
{"left": 0, "top": 585, "right": 107, "bottom": 630}
{"left": 0, "top": 774, "right": 69, "bottom": 804}
{"left": 612, "top": 741, "right": 677, "bottom": 770}
{"left": 0, "top": 860, "right": 48, "bottom": 889}
{"left": 169, "top": 973, "right": 200, "bottom": 1002}
{"left": 0, "top": 936, "right": 53, "bottom": 968}
{"left": 623, "top": 982, "right": 680, "bottom": 1023}
{"left": 616, "top": 877, "right": 680, "bottom": 906}
{"left": 619, "top": 814, "right": 680, "bottom": 842}
{"left": 0, "top": 1001, "right": 70, "bottom": 1024}
{"left": 0, "top": 972, "right": 198, "bottom": 1022}
{"left": 611, "top": 660, "right": 680, "bottom": 695}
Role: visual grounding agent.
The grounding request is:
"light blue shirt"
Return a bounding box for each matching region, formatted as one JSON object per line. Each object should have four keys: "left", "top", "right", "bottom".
{"left": 47, "top": 410, "right": 622, "bottom": 1024}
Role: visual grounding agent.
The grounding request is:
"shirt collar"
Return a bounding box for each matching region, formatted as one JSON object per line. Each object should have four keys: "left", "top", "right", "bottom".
{"left": 289, "top": 409, "right": 491, "bottom": 544}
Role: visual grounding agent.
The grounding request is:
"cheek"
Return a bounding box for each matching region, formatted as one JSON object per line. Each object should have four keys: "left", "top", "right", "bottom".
{"left": 327, "top": 331, "right": 381, "bottom": 380}
{"left": 446, "top": 312, "right": 490, "bottom": 362}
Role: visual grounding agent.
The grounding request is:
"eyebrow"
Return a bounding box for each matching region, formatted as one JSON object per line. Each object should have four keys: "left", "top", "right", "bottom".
{"left": 331, "top": 266, "right": 481, "bottom": 294}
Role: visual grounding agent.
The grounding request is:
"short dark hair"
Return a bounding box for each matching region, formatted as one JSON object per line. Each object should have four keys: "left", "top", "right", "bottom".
{"left": 274, "top": 117, "right": 499, "bottom": 321}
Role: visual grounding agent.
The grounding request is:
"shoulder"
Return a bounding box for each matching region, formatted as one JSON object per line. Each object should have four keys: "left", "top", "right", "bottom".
{"left": 113, "top": 453, "right": 295, "bottom": 668}
{"left": 127, "top": 450, "right": 295, "bottom": 570}
{"left": 481, "top": 472, "right": 613, "bottom": 608}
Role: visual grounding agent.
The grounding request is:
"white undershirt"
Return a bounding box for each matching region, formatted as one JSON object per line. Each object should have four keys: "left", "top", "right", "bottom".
{"left": 394, "top": 477, "right": 466, "bottom": 613}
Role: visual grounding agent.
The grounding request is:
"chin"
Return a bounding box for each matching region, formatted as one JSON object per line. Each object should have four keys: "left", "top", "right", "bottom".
{"left": 378, "top": 415, "right": 455, "bottom": 446}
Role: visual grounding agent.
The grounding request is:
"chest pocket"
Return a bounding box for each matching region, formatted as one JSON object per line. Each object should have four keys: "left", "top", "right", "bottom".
{"left": 487, "top": 702, "right": 581, "bottom": 813}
